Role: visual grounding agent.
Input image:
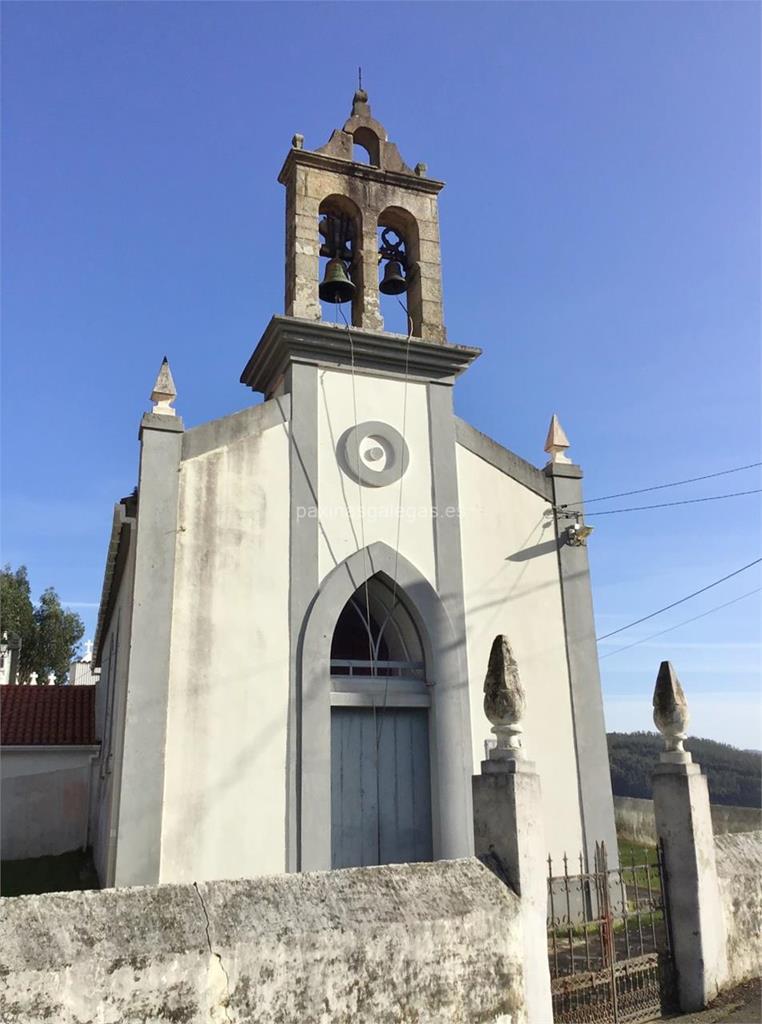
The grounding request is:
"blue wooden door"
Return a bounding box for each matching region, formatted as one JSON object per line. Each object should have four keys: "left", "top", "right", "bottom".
{"left": 331, "top": 707, "right": 433, "bottom": 869}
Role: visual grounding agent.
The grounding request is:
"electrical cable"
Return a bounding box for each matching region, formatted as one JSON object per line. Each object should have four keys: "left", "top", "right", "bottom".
{"left": 599, "top": 587, "right": 761, "bottom": 659}
{"left": 596, "top": 558, "right": 762, "bottom": 641}
{"left": 338, "top": 304, "right": 376, "bottom": 678}
{"left": 375, "top": 298, "right": 414, "bottom": 739}
{"left": 579, "top": 489, "right": 761, "bottom": 516}
{"left": 561, "top": 461, "right": 761, "bottom": 509}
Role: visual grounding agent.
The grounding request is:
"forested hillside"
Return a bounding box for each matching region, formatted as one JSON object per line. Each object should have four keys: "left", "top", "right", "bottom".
{"left": 608, "top": 732, "right": 761, "bottom": 808}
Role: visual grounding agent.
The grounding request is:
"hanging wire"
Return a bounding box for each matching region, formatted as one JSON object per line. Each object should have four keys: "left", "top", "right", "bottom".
{"left": 579, "top": 488, "right": 762, "bottom": 516}
{"left": 561, "top": 461, "right": 762, "bottom": 509}
{"left": 375, "top": 298, "right": 415, "bottom": 739}
{"left": 338, "top": 304, "right": 376, "bottom": 677}
{"left": 596, "top": 558, "right": 762, "bottom": 641}
{"left": 599, "top": 587, "right": 761, "bottom": 659}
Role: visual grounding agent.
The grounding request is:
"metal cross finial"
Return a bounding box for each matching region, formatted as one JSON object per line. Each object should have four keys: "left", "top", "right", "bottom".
{"left": 358, "top": 66, "right": 362, "bottom": 91}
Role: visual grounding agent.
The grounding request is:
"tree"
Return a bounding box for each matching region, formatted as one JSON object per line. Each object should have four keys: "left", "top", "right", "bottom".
{"left": 33, "top": 587, "right": 86, "bottom": 681}
{"left": 1, "top": 565, "right": 85, "bottom": 682}
{"left": 1, "top": 566, "right": 36, "bottom": 679}
{"left": 608, "top": 730, "right": 761, "bottom": 808}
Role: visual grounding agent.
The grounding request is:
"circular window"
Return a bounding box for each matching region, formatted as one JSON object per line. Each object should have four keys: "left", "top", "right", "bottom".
{"left": 337, "top": 421, "right": 410, "bottom": 488}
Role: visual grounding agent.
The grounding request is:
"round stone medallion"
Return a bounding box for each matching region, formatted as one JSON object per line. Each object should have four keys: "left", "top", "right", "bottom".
{"left": 337, "top": 420, "right": 410, "bottom": 487}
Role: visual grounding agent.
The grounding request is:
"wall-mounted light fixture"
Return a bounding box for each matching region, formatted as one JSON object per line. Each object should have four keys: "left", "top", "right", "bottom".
{"left": 565, "top": 522, "right": 594, "bottom": 547}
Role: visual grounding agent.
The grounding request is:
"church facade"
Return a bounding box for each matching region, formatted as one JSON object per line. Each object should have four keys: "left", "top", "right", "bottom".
{"left": 91, "top": 92, "right": 616, "bottom": 888}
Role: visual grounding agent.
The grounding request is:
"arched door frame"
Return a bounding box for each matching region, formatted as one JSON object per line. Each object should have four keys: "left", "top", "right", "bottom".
{"left": 298, "top": 541, "right": 474, "bottom": 870}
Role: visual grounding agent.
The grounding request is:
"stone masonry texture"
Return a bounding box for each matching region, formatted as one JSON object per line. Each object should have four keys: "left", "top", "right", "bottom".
{"left": 0, "top": 857, "right": 524, "bottom": 1024}
{"left": 714, "top": 829, "right": 762, "bottom": 988}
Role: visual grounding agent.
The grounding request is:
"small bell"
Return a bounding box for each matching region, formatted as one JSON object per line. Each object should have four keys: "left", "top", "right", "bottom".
{"left": 379, "top": 259, "right": 407, "bottom": 296}
{"left": 319, "top": 258, "right": 356, "bottom": 304}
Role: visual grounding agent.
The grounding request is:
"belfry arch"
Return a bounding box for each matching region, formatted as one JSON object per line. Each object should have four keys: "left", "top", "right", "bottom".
{"left": 297, "top": 542, "right": 474, "bottom": 872}
{"left": 318, "top": 193, "right": 363, "bottom": 327}
{"left": 377, "top": 205, "right": 423, "bottom": 336}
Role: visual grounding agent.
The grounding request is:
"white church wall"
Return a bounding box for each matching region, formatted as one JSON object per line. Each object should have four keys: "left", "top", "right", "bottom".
{"left": 161, "top": 417, "right": 290, "bottom": 883}
{"left": 92, "top": 533, "right": 136, "bottom": 886}
{"left": 316, "top": 370, "right": 436, "bottom": 588}
{"left": 456, "top": 444, "right": 584, "bottom": 862}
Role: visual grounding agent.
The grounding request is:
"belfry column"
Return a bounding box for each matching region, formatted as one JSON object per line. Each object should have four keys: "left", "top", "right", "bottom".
{"left": 543, "top": 415, "right": 618, "bottom": 869}
{"left": 114, "top": 360, "right": 183, "bottom": 886}
{"left": 283, "top": 148, "right": 320, "bottom": 322}
{"left": 359, "top": 219, "right": 383, "bottom": 332}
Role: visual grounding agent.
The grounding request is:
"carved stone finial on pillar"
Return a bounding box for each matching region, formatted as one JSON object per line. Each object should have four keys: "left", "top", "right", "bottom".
{"left": 653, "top": 660, "right": 692, "bottom": 764}
{"left": 473, "top": 637, "right": 553, "bottom": 1022}
{"left": 544, "top": 414, "right": 571, "bottom": 465}
{"left": 651, "top": 661, "right": 728, "bottom": 1008}
{"left": 484, "top": 635, "right": 527, "bottom": 763}
{"left": 150, "top": 357, "right": 177, "bottom": 417}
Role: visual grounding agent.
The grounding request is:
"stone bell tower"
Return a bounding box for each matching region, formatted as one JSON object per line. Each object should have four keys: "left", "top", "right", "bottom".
{"left": 238, "top": 90, "right": 480, "bottom": 874}
{"left": 279, "top": 88, "right": 447, "bottom": 342}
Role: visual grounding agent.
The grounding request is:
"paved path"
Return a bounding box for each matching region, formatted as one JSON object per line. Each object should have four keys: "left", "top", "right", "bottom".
{"left": 655, "top": 979, "right": 761, "bottom": 1024}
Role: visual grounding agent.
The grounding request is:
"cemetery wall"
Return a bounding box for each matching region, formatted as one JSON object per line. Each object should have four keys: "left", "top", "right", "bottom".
{"left": 614, "top": 795, "right": 761, "bottom": 847}
{"left": 0, "top": 857, "right": 524, "bottom": 1024}
{"left": 714, "top": 829, "right": 762, "bottom": 987}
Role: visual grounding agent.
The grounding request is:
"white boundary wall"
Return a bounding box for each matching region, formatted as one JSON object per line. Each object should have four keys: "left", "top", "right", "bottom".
{"left": 0, "top": 858, "right": 525, "bottom": 1024}
{"left": 1, "top": 747, "right": 98, "bottom": 860}
{"left": 715, "top": 830, "right": 762, "bottom": 988}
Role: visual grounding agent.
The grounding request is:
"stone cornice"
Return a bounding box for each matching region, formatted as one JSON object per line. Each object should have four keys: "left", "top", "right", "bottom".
{"left": 543, "top": 461, "right": 583, "bottom": 480}
{"left": 455, "top": 419, "right": 552, "bottom": 501}
{"left": 240, "top": 316, "right": 481, "bottom": 396}
{"left": 278, "top": 148, "right": 445, "bottom": 196}
{"left": 93, "top": 502, "right": 135, "bottom": 667}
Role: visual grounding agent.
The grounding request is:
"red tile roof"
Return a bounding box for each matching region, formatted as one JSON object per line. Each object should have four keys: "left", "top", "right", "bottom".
{"left": 1, "top": 685, "right": 97, "bottom": 746}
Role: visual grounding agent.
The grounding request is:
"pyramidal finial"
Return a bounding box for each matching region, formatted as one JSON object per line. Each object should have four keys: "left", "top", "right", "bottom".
{"left": 653, "top": 661, "right": 692, "bottom": 764}
{"left": 151, "top": 357, "right": 177, "bottom": 417}
{"left": 544, "top": 414, "right": 571, "bottom": 464}
{"left": 484, "top": 635, "right": 527, "bottom": 761}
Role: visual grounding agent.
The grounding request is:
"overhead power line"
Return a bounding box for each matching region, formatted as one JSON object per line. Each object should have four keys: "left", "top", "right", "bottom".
{"left": 562, "top": 461, "right": 762, "bottom": 509}
{"left": 596, "top": 558, "right": 762, "bottom": 641}
{"left": 599, "top": 587, "right": 761, "bottom": 659}
{"left": 582, "top": 488, "right": 762, "bottom": 516}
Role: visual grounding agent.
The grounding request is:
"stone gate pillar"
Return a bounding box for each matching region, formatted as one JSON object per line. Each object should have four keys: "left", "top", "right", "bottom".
{"left": 651, "top": 661, "right": 728, "bottom": 1011}
{"left": 472, "top": 635, "right": 553, "bottom": 1024}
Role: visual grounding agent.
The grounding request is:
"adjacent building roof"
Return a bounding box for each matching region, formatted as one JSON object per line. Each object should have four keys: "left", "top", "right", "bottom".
{"left": 1, "top": 686, "right": 97, "bottom": 746}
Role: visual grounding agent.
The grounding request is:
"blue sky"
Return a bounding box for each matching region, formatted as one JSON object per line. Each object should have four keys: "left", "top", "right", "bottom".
{"left": 3, "top": 2, "right": 760, "bottom": 748}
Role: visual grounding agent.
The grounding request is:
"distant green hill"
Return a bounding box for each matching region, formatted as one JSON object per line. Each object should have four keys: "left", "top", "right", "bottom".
{"left": 608, "top": 731, "right": 762, "bottom": 808}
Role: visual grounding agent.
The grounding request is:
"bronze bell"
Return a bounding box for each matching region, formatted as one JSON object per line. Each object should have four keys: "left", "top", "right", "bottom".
{"left": 379, "top": 259, "right": 407, "bottom": 295}
{"left": 319, "top": 258, "right": 356, "bottom": 304}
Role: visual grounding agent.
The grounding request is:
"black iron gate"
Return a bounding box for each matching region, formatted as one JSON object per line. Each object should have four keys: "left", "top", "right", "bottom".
{"left": 547, "top": 841, "right": 676, "bottom": 1024}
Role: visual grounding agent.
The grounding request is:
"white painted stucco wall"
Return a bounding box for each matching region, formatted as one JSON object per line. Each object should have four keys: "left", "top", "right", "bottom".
{"left": 92, "top": 532, "right": 136, "bottom": 886}
{"left": 456, "top": 443, "right": 584, "bottom": 862}
{"left": 1, "top": 747, "right": 98, "bottom": 860}
{"left": 316, "top": 369, "right": 436, "bottom": 588}
{"left": 161, "top": 415, "right": 290, "bottom": 883}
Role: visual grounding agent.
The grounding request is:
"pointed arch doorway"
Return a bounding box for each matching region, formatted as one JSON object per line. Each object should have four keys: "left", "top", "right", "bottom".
{"left": 298, "top": 542, "right": 474, "bottom": 873}
{"left": 329, "top": 575, "right": 433, "bottom": 868}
